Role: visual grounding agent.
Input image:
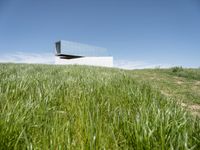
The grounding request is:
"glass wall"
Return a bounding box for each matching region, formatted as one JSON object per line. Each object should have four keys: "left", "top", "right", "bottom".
{"left": 55, "top": 40, "right": 109, "bottom": 57}
{"left": 55, "top": 41, "right": 61, "bottom": 54}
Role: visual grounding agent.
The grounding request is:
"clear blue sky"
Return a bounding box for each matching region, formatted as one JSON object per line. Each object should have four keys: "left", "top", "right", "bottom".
{"left": 0, "top": 0, "right": 200, "bottom": 68}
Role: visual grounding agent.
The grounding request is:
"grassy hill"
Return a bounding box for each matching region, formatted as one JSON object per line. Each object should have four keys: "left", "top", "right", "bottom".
{"left": 0, "top": 64, "right": 200, "bottom": 149}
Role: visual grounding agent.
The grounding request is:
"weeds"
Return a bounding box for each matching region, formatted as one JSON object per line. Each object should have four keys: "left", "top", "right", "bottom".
{"left": 171, "top": 66, "right": 183, "bottom": 73}
{"left": 170, "top": 66, "right": 200, "bottom": 80}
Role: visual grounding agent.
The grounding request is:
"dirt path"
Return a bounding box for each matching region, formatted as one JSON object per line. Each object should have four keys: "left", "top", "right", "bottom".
{"left": 180, "top": 102, "right": 200, "bottom": 117}
{"left": 132, "top": 70, "right": 200, "bottom": 117}
{"left": 161, "top": 90, "right": 200, "bottom": 117}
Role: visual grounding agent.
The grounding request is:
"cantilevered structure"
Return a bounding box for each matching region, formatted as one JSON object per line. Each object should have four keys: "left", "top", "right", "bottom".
{"left": 55, "top": 40, "right": 113, "bottom": 67}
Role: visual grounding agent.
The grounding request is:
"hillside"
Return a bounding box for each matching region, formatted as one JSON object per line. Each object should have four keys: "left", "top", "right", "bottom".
{"left": 131, "top": 67, "right": 200, "bottom": 116}
{"left": 0, "top": 64, "right": 200, "bottom": 149}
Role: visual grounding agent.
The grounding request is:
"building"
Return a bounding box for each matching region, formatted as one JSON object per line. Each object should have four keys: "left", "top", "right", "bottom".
{"left": 55, "top": 40, "right": 113, "bottom": 67}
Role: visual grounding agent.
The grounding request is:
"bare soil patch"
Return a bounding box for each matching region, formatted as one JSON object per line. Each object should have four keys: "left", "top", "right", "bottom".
{"left": 180, "top": 102, "right": 200, "bottom": 117}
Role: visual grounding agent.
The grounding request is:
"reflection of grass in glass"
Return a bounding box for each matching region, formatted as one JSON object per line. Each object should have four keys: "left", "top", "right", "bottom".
{"left": 0, "top": 64, "right": 200, "bottom": 149}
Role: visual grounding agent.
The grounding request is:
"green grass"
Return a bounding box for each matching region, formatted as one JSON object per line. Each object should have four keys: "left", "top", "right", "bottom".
{"left": 130, "top": 68, "right": 200, "bottom": 105}
{"left": 0, "top": 64, "right": 200, "bottom": 149}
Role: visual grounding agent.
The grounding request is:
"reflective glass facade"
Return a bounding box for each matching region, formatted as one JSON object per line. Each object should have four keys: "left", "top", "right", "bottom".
{"left": 55, "top": 40, "right": 109, "bottom": 57}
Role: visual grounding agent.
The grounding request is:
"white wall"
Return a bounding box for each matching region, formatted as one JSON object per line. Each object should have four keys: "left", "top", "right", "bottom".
{"left": 55, "top": 56, "right": 113, "bottom": 67}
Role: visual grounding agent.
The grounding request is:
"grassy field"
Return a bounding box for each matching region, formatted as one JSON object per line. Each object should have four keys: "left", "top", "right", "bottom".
{"left": 0, "top": 64, "right": 200, "bottom": 149}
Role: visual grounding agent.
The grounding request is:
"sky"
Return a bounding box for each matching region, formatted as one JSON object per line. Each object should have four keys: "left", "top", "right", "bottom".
{"left": 0, "top": 0, "right": 200, "bottom": 69}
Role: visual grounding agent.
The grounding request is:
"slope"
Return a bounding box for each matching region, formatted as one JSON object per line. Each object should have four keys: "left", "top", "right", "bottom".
{"left": 0, "top": 64, "right": 200, "bottom": 149}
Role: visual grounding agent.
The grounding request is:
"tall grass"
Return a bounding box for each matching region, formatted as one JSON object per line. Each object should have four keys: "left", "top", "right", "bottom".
{"left": 0, "top": 64, "right": 200, "bottom": 149}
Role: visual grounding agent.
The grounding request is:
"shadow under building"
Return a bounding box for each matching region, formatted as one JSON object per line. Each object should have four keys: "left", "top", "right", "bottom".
{"left": 55, "top": 40, "right": 113, "bottom": 67}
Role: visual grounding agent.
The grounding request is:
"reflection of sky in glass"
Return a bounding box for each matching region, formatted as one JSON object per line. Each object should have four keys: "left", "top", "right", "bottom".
{"left": 60, "top": 40, "right": 109, "bottom": 57}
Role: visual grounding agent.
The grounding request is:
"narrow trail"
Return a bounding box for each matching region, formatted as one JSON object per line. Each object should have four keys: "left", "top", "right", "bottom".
{"left": 180, "top": 103, "right": 200, "bottom": 117}
{"left": 161, "top": 90, "right": 200, "bottom": 117}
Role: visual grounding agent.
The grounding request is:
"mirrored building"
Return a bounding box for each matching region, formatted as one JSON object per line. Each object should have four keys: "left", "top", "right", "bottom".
{"left": 55, "top": 40, "right": 113, "bottom": 67}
